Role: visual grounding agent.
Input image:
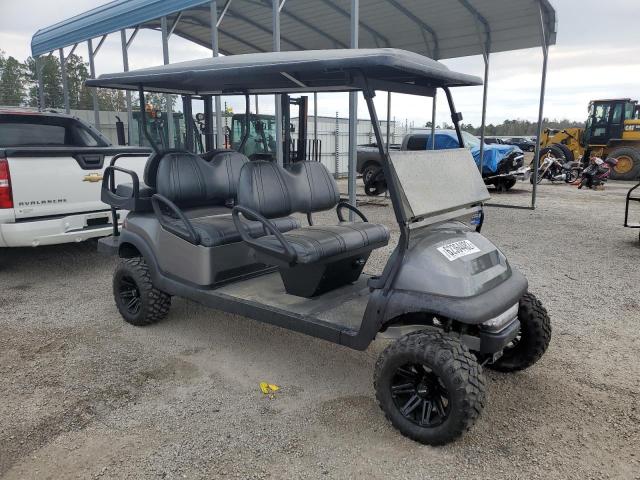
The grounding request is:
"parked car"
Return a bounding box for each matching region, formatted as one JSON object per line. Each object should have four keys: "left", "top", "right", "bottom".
{"left": 0, "top": 109, "right": 150, "bottom": 247}
{"left": 484, "top": 136, "right": 506, "bottom": 145}
{"left": 357, "top": 130, "right": 528, "bottom": 193}
{"left": 503, "top": 136, "right": 536, "bottom": 152}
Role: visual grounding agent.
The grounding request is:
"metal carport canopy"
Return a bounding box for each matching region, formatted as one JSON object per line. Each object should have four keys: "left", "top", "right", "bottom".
{"left": 31, "top": 0, "right": 556, "bottom": 59}
{"left": 31, "top": 0, "right": 557, "bottom": 211}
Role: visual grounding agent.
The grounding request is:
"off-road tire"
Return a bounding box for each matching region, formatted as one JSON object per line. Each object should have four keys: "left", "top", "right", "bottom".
{"left": 553, "top": 143, "right": 574, "bottom": 163}
{"left": 608, "top": 146, "right": 640, "bottom": 180}
{"left": 488, "top": 293, "right": 551, "bottom": 372}
{"left": 113, "top": 257, "right": 171, "bottom": 326}
{"left": 374, "top": 331, "right": 486, "bottom": 445}
{"left": 536, "top": 145, "right": 566, "bottom": 164}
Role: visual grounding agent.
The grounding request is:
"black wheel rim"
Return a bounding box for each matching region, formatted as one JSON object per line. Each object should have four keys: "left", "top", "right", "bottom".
{"left": 118, "top": 275, "right": 141, "bottom": 315}
{"left": 390, "top": 363, "right": 450, "bottom": 427}
{"left": 363, "top": 169, "right": 374, "bottom": 183}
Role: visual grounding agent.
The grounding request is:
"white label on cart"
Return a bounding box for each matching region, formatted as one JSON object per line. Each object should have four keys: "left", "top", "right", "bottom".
{"left": 437, "top": 240, "right": 481, "bottom": 261}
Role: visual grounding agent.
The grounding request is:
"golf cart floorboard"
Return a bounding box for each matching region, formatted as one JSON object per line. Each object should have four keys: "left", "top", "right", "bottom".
{"left": 200, "top": 271, "right": 371, "bottom": 341}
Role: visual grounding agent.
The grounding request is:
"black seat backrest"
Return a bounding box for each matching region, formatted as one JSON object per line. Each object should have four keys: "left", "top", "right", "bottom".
{"left": 153, "top": 150, "right": 249, "bottom": 207}
{"left": 143, "top": 151, "right": 162, "bottom": 188}
{"left": 237, "top": 161, "right": 340, "bottom": 218}
{"left": 201, "top": 148, "right": 233, "bottom": 162}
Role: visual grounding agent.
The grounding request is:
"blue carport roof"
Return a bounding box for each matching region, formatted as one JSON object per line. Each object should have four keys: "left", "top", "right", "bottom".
{"left": 31, "top": 0, "right": 210, "bottom": 57}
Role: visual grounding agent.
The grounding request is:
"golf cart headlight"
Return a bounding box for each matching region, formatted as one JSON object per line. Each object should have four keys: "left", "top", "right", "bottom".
{"left": 482, "top": 303, "right": 519, "bottom": 330}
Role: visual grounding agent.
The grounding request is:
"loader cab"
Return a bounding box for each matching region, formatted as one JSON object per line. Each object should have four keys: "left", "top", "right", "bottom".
{"left": 583, "top": 99, "right": 637, "bottom": 146}
{"left": 230, "top": 113, "right": 277, "bottom": 159}
{"left": 229, "top": 95, "right": 311, "bottom": 164}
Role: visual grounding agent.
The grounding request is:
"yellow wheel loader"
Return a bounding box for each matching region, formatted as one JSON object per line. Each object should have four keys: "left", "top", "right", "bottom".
{"left": 540, "top": 98, "right": 640, "bottom": 180}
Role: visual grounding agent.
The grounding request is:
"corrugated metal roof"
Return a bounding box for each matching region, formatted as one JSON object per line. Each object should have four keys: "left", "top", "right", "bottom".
{"left": 31, "top": 0, "right": 556, "bottom": 59}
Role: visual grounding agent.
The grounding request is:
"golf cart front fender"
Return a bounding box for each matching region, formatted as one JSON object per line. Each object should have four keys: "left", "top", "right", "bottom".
{"left": 380, "top": 270, "right": 527, "bottom": 326}
{"left": 380, "top": 223, "right": 528, "bottom": 326}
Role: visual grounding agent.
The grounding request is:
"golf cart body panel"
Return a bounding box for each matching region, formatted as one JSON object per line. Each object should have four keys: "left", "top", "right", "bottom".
{"left": 393, "top": 222, "right": 518, "bottom": 300}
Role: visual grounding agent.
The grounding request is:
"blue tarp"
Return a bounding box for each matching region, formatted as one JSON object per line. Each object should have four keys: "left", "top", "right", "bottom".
{"left": 419, "top": 131, "right": 522, "bottom": 175}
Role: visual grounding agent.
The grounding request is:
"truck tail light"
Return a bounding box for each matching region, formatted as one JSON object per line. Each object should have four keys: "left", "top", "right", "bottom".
{"left": 0, "top": 156, "right": 14, "bottom": 209}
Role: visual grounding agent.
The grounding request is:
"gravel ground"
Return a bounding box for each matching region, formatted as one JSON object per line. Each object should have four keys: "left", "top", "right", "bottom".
{"left": 1, "top": 176, "right": 639, "bottom": 479}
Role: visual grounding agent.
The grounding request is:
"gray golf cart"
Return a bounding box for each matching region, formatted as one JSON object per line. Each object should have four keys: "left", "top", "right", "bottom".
{"left": 88, "top": 49, "right": 551, "bottom": 445}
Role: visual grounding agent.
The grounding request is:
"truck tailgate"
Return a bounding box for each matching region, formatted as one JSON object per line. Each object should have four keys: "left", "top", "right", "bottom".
{"left": 5, "top": 149, "right": 149, "bottom": 220}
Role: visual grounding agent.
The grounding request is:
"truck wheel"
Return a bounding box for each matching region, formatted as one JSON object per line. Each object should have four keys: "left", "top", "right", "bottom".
{"left": 487, "top": 293, "right": 551, "bottom": 372}
{"left": 608, "top": 147, "right": 640, "bottom": 180}
{"left": 496, "top": 178, "right": 516, "bottom": 192}
{"left": 364, "top": 168, "right": 387, "bottom": 196}
{"left": 374, "top": 331, "right": 486, "bottom": 445}
{"left": 113, "top": 257, "right": 171, "bottom": 326}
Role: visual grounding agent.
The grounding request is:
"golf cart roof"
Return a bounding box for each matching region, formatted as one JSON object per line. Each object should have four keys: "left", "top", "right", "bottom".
{"left": 85, "top": 48, "right": 482, "bottom": 96}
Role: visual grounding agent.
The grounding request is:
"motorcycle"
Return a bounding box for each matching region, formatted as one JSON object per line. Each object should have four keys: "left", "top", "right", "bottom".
{"left": 531, "top": 153, "right": 582, "bottom": 184}
{"left": 577, "top": 157, "right": 618, "bottom": 189}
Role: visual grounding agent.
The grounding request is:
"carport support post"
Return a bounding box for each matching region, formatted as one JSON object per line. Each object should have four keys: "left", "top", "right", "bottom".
{"left": 59, "top": 48, "right": 70, "bottom": 114}
{"left": 386, "top": 91, "right": 391, "bottom": 151}
{"left": 531, "top": 5, "right": 550, "bottom": 209}
{"left": 161, "top": 16, "right": 176, "bottom": 148}
{"left": 273, "top": 0, "right": 283, "bottom": 166}
{"left": 314, "top": 92, "right": 318, "bottom": 141}
{"left": 347, "top": 0, "right": 359, "bottom": 220}
{"left": 210, "top": 1, "right": 224, "bottom": 149}
{"left": 120, "top": 29, "right": 134, "bottom": 145}
{"left": 430, "top": 92, "right": 436, "bottom": 149}
{"left": 36, "top": 56, "right": 45, "bottom": 111}
{"left": 478, "top": 52, "right": 489, "bottom": 173}
{"left": 87, "top": 38, "right": 100, "bottom": 130}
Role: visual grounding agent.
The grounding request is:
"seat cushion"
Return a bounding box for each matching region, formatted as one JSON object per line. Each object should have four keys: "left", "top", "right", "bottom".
{"left": 253, "top": 222, "right": 390, "bottom": 264}
{"left": 115, "top": 182, "right": 155, "bottom": 199}
{"left": 169, "top": 214, "right": 300, "bottom": 247}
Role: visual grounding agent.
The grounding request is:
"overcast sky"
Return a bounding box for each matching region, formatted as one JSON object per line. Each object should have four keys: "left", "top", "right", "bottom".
{"left": 1, "top": 0, "right": 639, "bottom": 126}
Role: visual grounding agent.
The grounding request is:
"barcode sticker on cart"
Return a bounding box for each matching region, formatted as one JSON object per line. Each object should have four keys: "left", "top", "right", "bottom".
{"left": 437, "top": 240, "right": 480, "bottom": 261}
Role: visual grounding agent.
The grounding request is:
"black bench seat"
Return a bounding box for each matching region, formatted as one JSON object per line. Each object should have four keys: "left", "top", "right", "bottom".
{"left": 234, "top": 160, "right": 390, "bottom": 297}
{"left": 110, "top": 150, "right": 301, "bottom": 248}
{"left": 252, "top": 223, "right": 389, "bottom": 264}
{"left": 171, "top": 214, "right": 300, "bottom": 248}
